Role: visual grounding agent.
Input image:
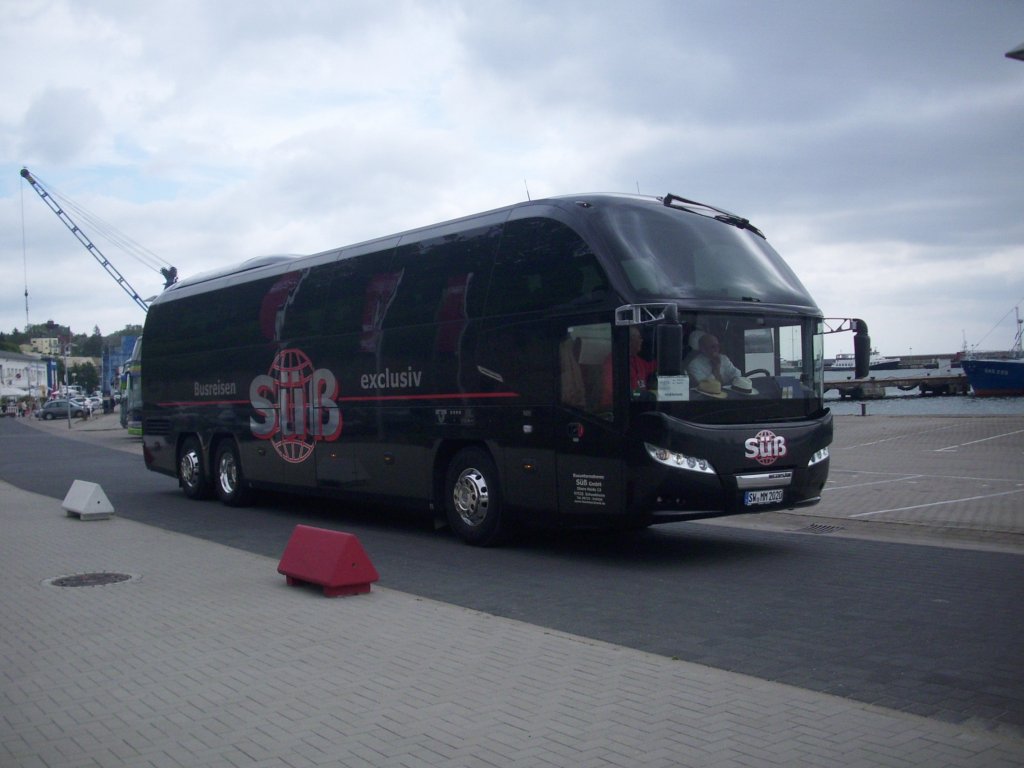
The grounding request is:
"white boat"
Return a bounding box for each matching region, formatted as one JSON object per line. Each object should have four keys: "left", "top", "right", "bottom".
{"left": 827, "top": 350, "right": 901, "bottom": 371}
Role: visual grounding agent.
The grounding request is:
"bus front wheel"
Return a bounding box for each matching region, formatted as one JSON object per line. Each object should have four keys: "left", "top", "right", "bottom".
{"left": 444, "top": 448, "right": 507, "bottom": 546}
{"left": 214, "top": 441, "right": 252, "bottom": 507}
{"left": 178, "top": 436, "right": 212, "bottom": 500}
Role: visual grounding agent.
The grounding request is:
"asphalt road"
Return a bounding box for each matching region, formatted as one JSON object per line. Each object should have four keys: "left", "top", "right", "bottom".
{"left": 2, "top": 415, "right": 1022, "bottom": 735}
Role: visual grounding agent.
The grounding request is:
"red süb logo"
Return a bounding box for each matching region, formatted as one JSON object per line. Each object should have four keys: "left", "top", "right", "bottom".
{"left": 249, "top": 348, "right": 342, "bottom": 463}
{"left": 744, "top": 429, "right": 787, "bottom": 466}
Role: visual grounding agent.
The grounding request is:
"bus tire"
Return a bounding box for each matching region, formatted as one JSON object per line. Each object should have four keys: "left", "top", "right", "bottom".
{"left": 178, "top": 436, "right": 212, "bottom": 500}
{"left": 445, "top": 448, "right": 506, "bottom": 546}
{"left": 214, "top": 440, "right": 252, "bottom": 507}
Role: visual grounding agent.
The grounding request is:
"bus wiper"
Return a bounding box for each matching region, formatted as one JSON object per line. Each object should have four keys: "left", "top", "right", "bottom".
{"left": 713, "top": 214, "right": 765, "bottom": 238}
{"left": 662, "top": 193, "right": 765, "bottom": 238}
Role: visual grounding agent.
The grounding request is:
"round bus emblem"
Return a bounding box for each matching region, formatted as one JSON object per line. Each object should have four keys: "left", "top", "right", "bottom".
{"left": 744, "top": 429, "right": 787, "bottom": 466}
{"left": 270, "top": 349, "right": 316, "bottom": 463}
{"left": 250, "top": 347, "right": 343, "bottom": 464}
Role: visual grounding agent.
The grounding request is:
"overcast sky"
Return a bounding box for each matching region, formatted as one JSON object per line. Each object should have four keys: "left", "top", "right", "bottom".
{"left": 2, "top": 0, "right": 1022, "bottom": 359}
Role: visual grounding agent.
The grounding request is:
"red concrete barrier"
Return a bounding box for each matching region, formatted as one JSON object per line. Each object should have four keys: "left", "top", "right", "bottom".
{"left": 277, "top": 525, "right": 379, "bottom": 597}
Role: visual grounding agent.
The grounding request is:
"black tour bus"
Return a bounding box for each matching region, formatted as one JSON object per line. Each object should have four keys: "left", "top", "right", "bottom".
{"left": 141, "top": 193, "right": 868, "bottom": 545}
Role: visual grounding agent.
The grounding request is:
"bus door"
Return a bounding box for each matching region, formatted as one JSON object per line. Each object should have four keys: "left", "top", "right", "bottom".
{"left": 473, "top": 313, "right": 558, "bottom": 513}
{"left": 554, "top": 320, "right": 626, "bottom": 515}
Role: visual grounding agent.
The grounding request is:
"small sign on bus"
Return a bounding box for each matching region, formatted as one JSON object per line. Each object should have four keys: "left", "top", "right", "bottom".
{"left": 657, "top": 374, "right": 690, "bottom": 401}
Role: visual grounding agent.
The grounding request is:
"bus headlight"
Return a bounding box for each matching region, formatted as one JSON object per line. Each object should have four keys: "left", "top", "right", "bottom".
{"left": 807, "top": 447, "right": 830, "bottom": 467}
{"left": 645, "top": 443, "right": 717, "bottom": 475}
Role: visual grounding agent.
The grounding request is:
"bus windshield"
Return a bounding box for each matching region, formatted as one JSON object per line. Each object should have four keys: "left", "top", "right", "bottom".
{"left": 594, "top": 203, "right": 817, "bottom": 308}
{"left": 624, "top": 312, "right": 825, "bottom": 424}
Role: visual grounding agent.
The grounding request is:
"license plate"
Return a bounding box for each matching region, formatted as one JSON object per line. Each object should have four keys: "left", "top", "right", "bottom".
{"left": 744, "top": 489, "right": 784, "bottom": 506}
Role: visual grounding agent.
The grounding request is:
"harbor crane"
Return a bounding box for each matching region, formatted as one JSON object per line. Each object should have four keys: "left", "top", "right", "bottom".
{"left": 19, "top": 167, "right": 177, "bottom": 313}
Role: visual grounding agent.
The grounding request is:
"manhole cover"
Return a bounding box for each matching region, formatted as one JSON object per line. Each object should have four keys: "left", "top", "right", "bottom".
{"left": 46, "top": 572, "right": 136, "bottom": 588}
{"left": 796, "top": 524, "right": 844, "bottom": 535}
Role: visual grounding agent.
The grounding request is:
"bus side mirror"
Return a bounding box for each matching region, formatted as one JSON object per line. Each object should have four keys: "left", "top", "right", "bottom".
{"left": 656, "top": 324, "right": 684, "bottom": 376}
{"left": 853, "top": 320, "right": 871, "bottom": 379}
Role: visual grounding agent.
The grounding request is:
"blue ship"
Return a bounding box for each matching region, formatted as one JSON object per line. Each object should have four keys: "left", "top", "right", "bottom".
{"left": 961, "top": 307, "right": 1024, "bottom": 397}
{"left": 960, "top": 358, "right": 1024, "bottom": 397}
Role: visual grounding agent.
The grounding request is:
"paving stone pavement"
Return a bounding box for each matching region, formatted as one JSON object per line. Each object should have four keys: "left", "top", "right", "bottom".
{"left": 2, "top": 481, "right": 1023, "bottom": 767}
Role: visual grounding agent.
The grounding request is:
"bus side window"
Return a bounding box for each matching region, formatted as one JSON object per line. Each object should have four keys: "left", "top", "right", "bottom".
{"left": 561, "top": 323, "right": 612, "bottom": 418}
{"left": 384, "top": 225, "right": 498, "bottom": 330}
{"left": 279, "top": 268, "right": 330, "bottom": 341}
{"left": 185, "top": 277, "right": 285, "bottom": 352}
{"left": 487, "top": 218, "right": 606, "bottom": 316}
{"left": 316, "top": 250, "right": 398, "bottom": 348}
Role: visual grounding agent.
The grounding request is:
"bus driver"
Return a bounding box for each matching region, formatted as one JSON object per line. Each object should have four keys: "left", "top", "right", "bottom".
{"left": 687, "top": 332, "right": 740, "bottom": 387}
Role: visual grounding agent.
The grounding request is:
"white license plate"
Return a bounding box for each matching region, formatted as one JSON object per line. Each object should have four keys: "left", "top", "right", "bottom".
{"left": 744, "top": 489, "right": 784, "bottom": 506}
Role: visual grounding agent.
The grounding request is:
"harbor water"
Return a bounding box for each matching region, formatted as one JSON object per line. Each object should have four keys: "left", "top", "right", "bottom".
{"left": 824, "top": 367, "right": 1024, "bottom": 416}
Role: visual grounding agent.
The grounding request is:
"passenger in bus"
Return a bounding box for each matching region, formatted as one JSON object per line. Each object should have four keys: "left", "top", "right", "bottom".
{"left": 560, "top": 336, "right": 587, "bottom": 410}
{"left": 600, "top": 326, "right": 657, "bottom": 409}
{"left": 687, "top": 332, "right": 740, "bottom": 386}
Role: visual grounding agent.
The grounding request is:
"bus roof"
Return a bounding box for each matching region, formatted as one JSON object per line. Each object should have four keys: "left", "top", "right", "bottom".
{"left": 152, "top": 192, "right": 816, "bottom": 312}
{"left": 161, "top": 192, "right": 760, "bottom": 294}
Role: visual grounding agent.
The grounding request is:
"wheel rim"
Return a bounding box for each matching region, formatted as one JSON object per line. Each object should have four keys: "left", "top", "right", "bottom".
{"left": 218, "top": 451, "right": 238, "bottom": 497}
{"left": 453, "top": 467, "right": 489, "bottom": 527}
{"left": 180, "top": 448, "right": 201, "bottom": 490}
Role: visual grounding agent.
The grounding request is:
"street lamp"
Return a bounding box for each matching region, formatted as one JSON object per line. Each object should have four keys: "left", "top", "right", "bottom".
{"left": 1008, "top": 41, "right": 1024, "bottom": 62}
{"left": 63, "top": 338, "right": 72, "bottom": 429}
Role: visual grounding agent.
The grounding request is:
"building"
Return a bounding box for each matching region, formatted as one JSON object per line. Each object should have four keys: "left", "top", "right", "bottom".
{"left": 30, "top": 337, "right": 60, "bottom": 356}
{"left": 0, "top": 350, "right": 50, "bottom": 398}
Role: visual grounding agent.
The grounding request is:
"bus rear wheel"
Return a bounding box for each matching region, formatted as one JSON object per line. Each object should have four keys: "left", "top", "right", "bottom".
{"left": 444, "top": 448, "right": 506, "bottom": 546}
{"left": 178, "top": 436, "right": 212, "bottom": 500}
{"left": 214, "top": 441, "right": 252, "bottom": 507}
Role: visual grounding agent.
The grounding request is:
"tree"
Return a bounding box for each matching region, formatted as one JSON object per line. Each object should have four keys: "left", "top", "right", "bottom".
{"left": 101, "top": 324, "right": 143, "bottom": 348}
{"left": 0, "top": 334, "right": 19, "bottom": 353}
{"left": 82, "top": 326, "right": 104, "bottom": 357}
{"left": 70, "top": 362, "right": 99, "bottom": 393}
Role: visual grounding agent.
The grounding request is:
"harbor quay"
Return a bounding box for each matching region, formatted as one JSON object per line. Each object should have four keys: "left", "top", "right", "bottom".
{"left": 1, "top": 412, "right": 1022, "bottom": 767}
{"left": 826, "top": 372, "right": 969, "bottom": 399}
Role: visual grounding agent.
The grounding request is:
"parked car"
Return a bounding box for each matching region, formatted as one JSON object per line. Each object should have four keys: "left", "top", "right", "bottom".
{"left": 36, "top": 399, "right": 87, "bottom": 420}
{"left": 85, "top": 395, "right": 102, "bottom": 412}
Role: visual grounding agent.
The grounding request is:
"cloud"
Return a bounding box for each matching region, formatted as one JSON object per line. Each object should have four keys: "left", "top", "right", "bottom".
{"left": 20, "top": 88, "right": 106, "bottom": 164}
{"left": 1, "top": 0, "right": 1022, "bottom": 360}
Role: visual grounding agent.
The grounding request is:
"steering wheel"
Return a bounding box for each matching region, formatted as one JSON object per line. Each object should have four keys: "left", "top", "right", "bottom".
{"left": 744, "top": 369, "right": 771, "bottom": 378}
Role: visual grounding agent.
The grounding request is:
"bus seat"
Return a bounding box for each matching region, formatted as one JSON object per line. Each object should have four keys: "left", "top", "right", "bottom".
{"left": 682, "top": 328, "right": 705, "bottom": 372}
{"left": 560, "top": 337, "right": 587, "bottom": 409}
{"left": 579, "top": 359, "right": 605, "bottom": 413}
